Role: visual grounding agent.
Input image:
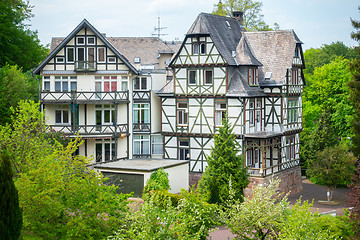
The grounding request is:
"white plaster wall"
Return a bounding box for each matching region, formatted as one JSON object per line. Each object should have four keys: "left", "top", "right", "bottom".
{"left": 164, "top": 164, "right": 189, "bottom": 193}
{"left": 151, "top": 92, "right": 161, "bottom": 133}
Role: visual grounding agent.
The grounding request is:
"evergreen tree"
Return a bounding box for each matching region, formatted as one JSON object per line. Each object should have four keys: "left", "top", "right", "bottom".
{"left": 0, "top": 151, "right": 22, "bottom": 240}
{"left": 199, "top": 117, "right": 249, "bottom": 206}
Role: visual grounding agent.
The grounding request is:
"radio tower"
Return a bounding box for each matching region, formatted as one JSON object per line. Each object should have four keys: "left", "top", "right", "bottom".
{"left": 152, "top": 17, "right": 168, "bottom": 38}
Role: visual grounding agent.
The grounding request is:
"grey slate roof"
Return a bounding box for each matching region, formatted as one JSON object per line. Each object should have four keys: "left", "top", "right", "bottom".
{"left": 181, "top": 13, "right": 244, "bottom": 66}
{"left": 244, "top": 30, "right": 303, "bottom": 84}
{"left": 235, "top": 35, "right": 262, "bottom": 66}
{"left": 226, "top": 68, "right": 266, "bottom": 97}
{"left": 33, "top": 19, "right": 137, "bottom": 75}
{"left": 157, "top": 79, "right": 174, "bottom": 96}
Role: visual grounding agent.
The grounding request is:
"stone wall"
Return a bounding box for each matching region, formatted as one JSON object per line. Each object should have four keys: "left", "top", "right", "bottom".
{"left": 189, "top": 166, "right": 303, "bottom": 198}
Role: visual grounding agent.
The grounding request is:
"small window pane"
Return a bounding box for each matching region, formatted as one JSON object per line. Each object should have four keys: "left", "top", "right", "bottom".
{"left": 70, "top": 82, "right": 77, "bottom": 91}
{"left": 205, "top": 70, "right": 213, "bottom": 84}
{"left": 189, "top": 71, "right": 196, "bottom": 84}
{"left": 141, "top": 78, "right": 147, "bottom": 90}
{"left": 67, "top": 48, "right": 74, "bottom": 62}
{"left": 193, "top": 43, "right": 199, "bottom": 55}
{"left": 55, "top": 110, "right": 61, "bottom": 123}
{"left": 62, "top": 81, "right": 68, "bottom": 92}
{"left": 55, "top": 82, "right": 61, "bottom": 92}
{"left": 44, "top": 82, "right": 50, "bottom": 91}
{"left": 98, "top": 48, "right": 105, "bottom": 62}
{"left": 63, "top": 111, "right": 69, "bottom": 123}
{"left": 87, "top": 37, "right": 95, "bottom": 45}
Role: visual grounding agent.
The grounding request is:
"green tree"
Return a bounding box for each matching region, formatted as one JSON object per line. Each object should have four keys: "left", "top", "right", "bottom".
{"left": 348, "top": 163, "right": 360, "bottom": 237}
{"left": 199, "top": 117, "right": 249, "bottom": 206}
{"left": 307, "top": 144, "right": 356, "bottom": 201}
{"left": 0, "top": 0, "right": 48, "bottom": 71}
{"left": 0, "top": 65, "right": 39, "bottom": 125}
{"left": 227, "top": 178, "right": 288, "bottom": 240}
{"left": 304, "top": 42, "right": 358, "bottom": 77}
{"left": 212, "top": 0, "right": 279, "bottom": 31}
{"left": 0, "top": 151, "right": 22, "bottom": 240}
{"left": 349, "top": 7, "right": 360, "bottom": 158}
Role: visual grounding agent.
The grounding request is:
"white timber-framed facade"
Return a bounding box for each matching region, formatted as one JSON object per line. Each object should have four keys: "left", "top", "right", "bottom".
{"left": 157, "top": 12, "right": 305, "bottom": 195}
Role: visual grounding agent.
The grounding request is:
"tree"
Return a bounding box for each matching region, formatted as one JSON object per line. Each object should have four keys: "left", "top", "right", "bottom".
{"left": 212, "top": 0, "right": 279, "bottom": 31}
{"left": 0, "top": 65, "right": 39, "bottom": 125}
{"left": 0, "top": 0, "right": 48, "bottom": 71}
{"left": 227, "top": 178, "right": 288, "bottom": 240}
{"left": 199, "top": 117, "right": 249, "bottom": 206}
{"left": 0, "top": 151, "right": 22, "bottom": 240}
{"left": 349, "top": 7, "right": 360, "bottom": 158}
{"left": 307, "top": 144, "right": 356, "bottom": 201}
{"left": 348, "top": 162, "right": 360, "bottom": 237}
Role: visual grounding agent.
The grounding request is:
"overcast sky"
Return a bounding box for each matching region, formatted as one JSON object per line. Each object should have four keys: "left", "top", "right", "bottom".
{"left": 28, "top": 0, "right": 359, "bottom": 50}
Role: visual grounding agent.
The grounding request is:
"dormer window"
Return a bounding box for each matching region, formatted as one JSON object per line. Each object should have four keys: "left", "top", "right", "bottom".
{"left": 248, "top": 68, "right": 258, "bottom": 86}
{"left": 192, "top": 42, "right": 206, "bottom": 55}
{"left": 295, "top": 47, "right": 299, "bottom": 58}
{"left": 134, "top": 57, "right": 140, "bottom": 63}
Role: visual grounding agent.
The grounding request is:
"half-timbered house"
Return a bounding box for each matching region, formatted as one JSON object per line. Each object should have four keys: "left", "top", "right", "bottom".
{"left": 157, "top": 12, "right": 304, "bottom": 195}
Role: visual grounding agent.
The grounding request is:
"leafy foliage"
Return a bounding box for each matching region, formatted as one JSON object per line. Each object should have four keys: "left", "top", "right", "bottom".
{"left": 109, "top": 188, "right": 221, "bottom": 240}
{"left": 227, "top": 178, "right": 288, "bottom": 240}
{"left": 279, "top": 200, "right": 354, "bottom": 239}
{"left": 0, "top": 65, "right": 39, "bottom": 125}
{"left": 0, "top": 0, "right": 48, "bottom": 71}
{"left": 348, "top": 162, "right": 360, "bottom": 237}
{"left": 199, "top": 117, "right": 249, "bottom": 206}
{"left": 307, "top": 144, "right": 356, "bottom": 201}
{"left": 0, "top": 151, "right": 22, "bottom": 240}
{"left": 143, "top": 168, "right": 170, "bottom": 200}
{"left": 212, "top": 0, "right": 279, "bottom": 31}
{"left": 1, "top": 100, "right": 130, "bottom": 239}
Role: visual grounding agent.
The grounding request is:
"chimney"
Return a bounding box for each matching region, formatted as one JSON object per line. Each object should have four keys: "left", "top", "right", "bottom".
{"left": 232, "top": 11, "right": 243, "bottom": 26}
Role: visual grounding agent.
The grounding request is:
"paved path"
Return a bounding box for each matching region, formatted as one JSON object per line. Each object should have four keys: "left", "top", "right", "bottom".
{"left": 208, "top": 178, "right": 350, "bottom": 240}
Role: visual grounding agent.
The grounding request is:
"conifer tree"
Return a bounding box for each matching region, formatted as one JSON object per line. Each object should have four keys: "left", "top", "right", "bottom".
{"left": 0, "top": 151, "right": 22, "bottom": 240}
{"left": 199, "top": 117, "right": 249, "bottom": 206}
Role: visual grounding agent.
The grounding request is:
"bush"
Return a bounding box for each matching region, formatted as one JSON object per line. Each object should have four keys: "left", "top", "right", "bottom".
{"left": 143, "top": 168, "right": 170, "bottom": 200}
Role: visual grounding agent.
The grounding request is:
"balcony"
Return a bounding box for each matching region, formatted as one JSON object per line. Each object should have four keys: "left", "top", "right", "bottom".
{"left": 247, "top": 159, "right": 299, "bottom": 177}
{"left": 75, "top": 61, "right": 96, "bottom": 72}
{"left": 40, "top": 91, "right": 129, "bottom": 103}
{"left": 47, "top": 124, "right": 128, "bottom": 136}
{"left": 133, "top": 123, "right": 150, "bottom": 132}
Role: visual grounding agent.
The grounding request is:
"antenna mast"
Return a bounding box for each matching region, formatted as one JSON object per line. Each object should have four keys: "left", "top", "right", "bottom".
{"left": 152, "top": 17, "right": 168, "bottom": 38}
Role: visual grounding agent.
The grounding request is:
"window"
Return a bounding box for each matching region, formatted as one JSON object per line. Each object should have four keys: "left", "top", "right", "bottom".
{"left": 248, "top": 68, "right": 258, "bottom": 85}
{"left": 288, "top": 99, "right": 298, "bottom": 124}
{"left": 87, "top": 37, "right": 95, "bottom": 45}
{"left": 121, "top": 76, "right": 128, "bottom": 91}
{"left": 177, "top": 102, "right": 188, "bottom": 126}
{"left": 295, "top": 47, "right": 299, "bottom": 58}
{"left": 249, "top": 100, "right": 255, "bottom": 125}
{"left": 56, "top": 57, "right": 64, "bottom": 63}
{"left": 193, "top": 43, "right": 199, "bottom": 55}
{"left": 200, "top": 43, "right": 206, "bottom": 54}
{"left": 108, "top": 57, "right": 116, "bottom": 63}
{"left": 133, "top": 135, "right": 150, "bottom": 156}
{"left": 204, "top": 69, "right": 213, "bottom": 85}
{"left": 43, "top": 76, "right": 50, "bottom": 91}
{"left": 179, "top": 139, "right": 190, "bottom": 160}
{"left": 87, "top": 47, "right": 95, "bottom": 62}
{"left": 95, "top": 76, "right": 117, "bottom": 94}
{"left": 152, "top": 135, "right": 163, "bottom": 156}
{"left": 95, "top": 104, "right": 115, "bottom": 130}
{"left": 55, "top": 105, "right": 70, "bottom": 124}
{"left": 76, "top": 37, "right": 85, "bottom": 45}
{"left": 66, "top": 48, "right": 74, "bottom": 62}
{"left": 287, "top": 137, "right": 296, "bottom": 160}
{"left": 55, "top": 76, "right": 77, "bottom": 92}
{"left": 133, "top": 104, "right": 150, "bottom": 131}
{"left": 77, "top": 47, "right": 85, "bottom": 61}
{"left": 215, "top": 102, "right": 226, "bottom": 126}
{"left": 188, "top": 70, "right": 196, "bottom": 85}
{"left": 134, "top": 57, "right": 140, "bottom": 63}
{"left": 246, "top": 148, "right": 260, "bottom": 167}
{"left": 291, "top": 69, "right": 299, "bottom": 85}
{"left": 96, "top": 140, "right": 115, "bottom": 162}
{"left": 134, "top": 77, "right": 147, "bottom": 90}
{"left": 98, "top": 47, "right": 105, "bottom": 62}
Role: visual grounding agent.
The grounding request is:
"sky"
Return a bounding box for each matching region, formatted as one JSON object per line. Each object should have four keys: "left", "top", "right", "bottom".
{"left": 28, "top": 0, "right": 359, "bottom": 50}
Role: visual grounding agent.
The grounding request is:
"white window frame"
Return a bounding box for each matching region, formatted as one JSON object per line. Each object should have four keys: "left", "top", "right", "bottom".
{"left": 97, "top": 47, "right": 106, "bottom": 63}
{"left": 200, "top": 42, "right": 206, "bottom": 55}
{"left": 134, "top": 77, "right": 148, "bottom": 91}
{"left": 55, "top": 105, "right": 70, "bottom": 124}
{"left": 108, "top": 57, "right": 116, "bottom": 63}
{"left": 87, "top": 47, "right": 95, "bottom": 62}
{"left": 133, "top": 103, "right": 150, "bottom": 124}
{"left": 288, "top": 99, "right": 298, "bottom": 124}
{"left": 55, "top": 76, "right": 77, "bottom": 92}
{"left": 179, "top": 139, "right": 190, "bottom": 160}
{"left": 177, "top": 102, "right": 188, "bottom": 126}
{"left": 95, "top": 104, "right": 115, "bottom": 126}
{"left": 87, "top": 36, "right": 95, "bottom": 45}
{"left": 215, "top": 102, "right": 226, "bottom": 126}
{"left": 121, "top": 76, "right": 128, "bottom": 91}
{"left": 43, "top": 76, "right": 50, "bottom": 91}
{"left": 249, "top": 99, "right": 255, "bottom": 126}
{"left": 56, "top": 57, "right": 65, "bottom": 63}
{"left": 291, "top": 69, "right": 299, "bottom": 85}
{"left": 95, "top": 140, "right": 115, "bottom": 162}
{"left": 76, "top": 36, "right": 85, "bottom": 45}
{"left": 248, "top": 68, "right": 258, "bottom": 86}
{"left": 66, "top": 47, "right": 75, "bottom": 63}
{"left": 151, "top": 135, "right": 163, "bottom": 156}
{"left": 133, "top": 135, "right": 150, "bottom": 156}
{"left": 192, "top": 43, "right": 199, "bottom": 55}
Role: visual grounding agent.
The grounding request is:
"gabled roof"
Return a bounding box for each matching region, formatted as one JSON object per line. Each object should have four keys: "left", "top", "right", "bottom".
{"left": 33, "top": 19, "right": 138, "bottom": 75}
{"left": 156, "top": 78, "right": 174, "bottom": 97}
{"left": 244, "top": 30, "right": 304, "bottom": 84}
{"left": 226, "top": 68, "right": 266, "bottom": 97}
{"left": 171, "top": 13, "right": 243, "bottom": 66}
{"left": 235, "top": 35, "right": 262, "bottom": 66}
